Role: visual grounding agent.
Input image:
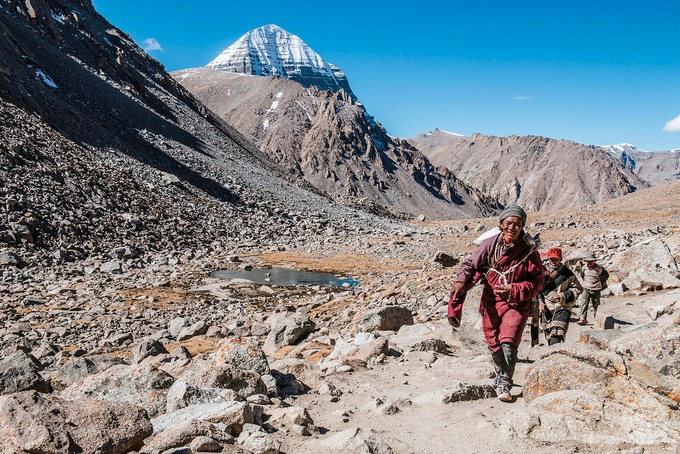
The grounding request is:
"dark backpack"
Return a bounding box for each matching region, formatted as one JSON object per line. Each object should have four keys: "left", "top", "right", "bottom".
{"left": 600, "top": 268, "right": 609, "bottom": 290}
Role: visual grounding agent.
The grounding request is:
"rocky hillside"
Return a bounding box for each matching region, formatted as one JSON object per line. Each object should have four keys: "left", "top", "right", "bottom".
{"left": 597, "top": 143, "right": 680, "bottom": 186}
{"left": 409, "top": 129, "right": 648, "bottom": 211}
{"left": 173, "top": 68, "right": 500, "bottom": 220}
{"left": 0, "top": 0, "right": 405, "bottom": 271}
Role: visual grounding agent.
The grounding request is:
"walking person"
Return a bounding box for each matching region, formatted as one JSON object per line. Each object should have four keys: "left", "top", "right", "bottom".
{"left": 577, "top": 253, "right": 609, "bottom": 325}
{"left": 536, "top": 247, "right": 583, "bottom": 345}
{"left": 448, "top": 205, "right": 544, "bottom": 402}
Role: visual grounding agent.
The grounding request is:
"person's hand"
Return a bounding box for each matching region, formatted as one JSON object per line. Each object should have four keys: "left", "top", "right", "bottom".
{"left": 493, "top": 284, "right": 511, "bottom": 300}
{"left": 539, "top": 302, "right": 546, "bottom": 313}
{"left": 450, "top": 281, "right": 465, "bottom": 300}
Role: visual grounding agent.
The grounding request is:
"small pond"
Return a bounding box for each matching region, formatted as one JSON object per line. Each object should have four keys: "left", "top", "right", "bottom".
{"left": 210, "top": 267, "right": 359, "bottom": 287}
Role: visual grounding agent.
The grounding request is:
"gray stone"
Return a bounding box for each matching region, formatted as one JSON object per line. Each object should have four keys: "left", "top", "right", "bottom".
{"left": 60, "top": 364, "right": 175, "bottom": 417}
{"left": 0, "top": 350, "right": 48, "bottom": 395}
{"left": 0, "top": 391, "right": 151, "bottom": 454}
{"left": 100, "top": 260, "right": 123, "bottom": 274}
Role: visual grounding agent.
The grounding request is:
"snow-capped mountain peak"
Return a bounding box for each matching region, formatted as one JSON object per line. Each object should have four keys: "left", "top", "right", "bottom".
{"left": 207, "top": 24, "right": 355, "bottom": 99}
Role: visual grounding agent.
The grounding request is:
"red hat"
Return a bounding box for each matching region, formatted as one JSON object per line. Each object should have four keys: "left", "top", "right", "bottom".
{"left": 547, "top": 247, "right": 562, "bottom": 260}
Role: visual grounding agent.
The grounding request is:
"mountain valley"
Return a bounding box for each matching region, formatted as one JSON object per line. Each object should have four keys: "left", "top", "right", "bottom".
{"left": 0, "top": 2, "right": 679, "bottom": 454}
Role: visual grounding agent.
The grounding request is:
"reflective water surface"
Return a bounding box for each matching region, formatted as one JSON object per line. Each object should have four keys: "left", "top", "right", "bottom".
{"left": 210, "top": 267, "right": 359, "bottom": 287}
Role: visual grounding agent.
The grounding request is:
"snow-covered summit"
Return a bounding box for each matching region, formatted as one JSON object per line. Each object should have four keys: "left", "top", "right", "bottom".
{"left": 207, "top": 24, "right": 356, "bottom": 99}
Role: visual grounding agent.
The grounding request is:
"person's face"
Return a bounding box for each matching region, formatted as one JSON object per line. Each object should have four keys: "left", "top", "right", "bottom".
{"left": 586, "top": 260, "right": 596, "bottom": 269}
{"left": 499, "top": 216, "right": 523, "bottom": 243}
{"left": 549, "top": 257, "right": 561, "bottom": 267}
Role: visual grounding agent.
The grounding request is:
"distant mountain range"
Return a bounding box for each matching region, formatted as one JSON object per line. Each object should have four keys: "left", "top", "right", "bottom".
{"left": 172, "top": 24, "right": 674, "bottom": 216}
{"left": 409, "top": 130, "right": 646, "bottom": 211}
{"left": 593, "top": 144, "right": 680, "bottom": 186}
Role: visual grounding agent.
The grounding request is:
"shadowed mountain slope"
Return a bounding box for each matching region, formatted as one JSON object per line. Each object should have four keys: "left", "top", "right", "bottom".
{"left": 173, "top": 68, "right": 500, "bottom": 220}
{"left": 0, "top": 0, "right": 399, "bottom": 263}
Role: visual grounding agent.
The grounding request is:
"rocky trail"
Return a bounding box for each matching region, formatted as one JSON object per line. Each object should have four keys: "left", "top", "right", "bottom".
{"left": 1, "top": 182, "right": 679, "bottom": 453}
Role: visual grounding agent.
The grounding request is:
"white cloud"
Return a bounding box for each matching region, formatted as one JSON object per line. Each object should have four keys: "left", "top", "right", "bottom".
{"left": 142, "top": 38, "right": 162, "bottom": 52}
{"left": 513, "top": 95, "right": 531, "bottom": 101}
{"left": 662, "top": 114, "right": 680, "bottom": 132}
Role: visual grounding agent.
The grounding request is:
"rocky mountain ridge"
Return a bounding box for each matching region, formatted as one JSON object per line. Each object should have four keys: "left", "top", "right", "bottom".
{"left": 192, "top": 26, "right": 659, "bottom": 216}
{"left": 173, "top": 68, "right": 501, "bottom": 220}
{"left": 409, "top": 129, "right": 649, "bottom": 211}
{"left": 0, "top": 0, "right": 406, "bottom": 271}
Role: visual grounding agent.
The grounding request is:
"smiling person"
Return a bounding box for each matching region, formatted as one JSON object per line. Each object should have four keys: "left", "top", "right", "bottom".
{"left": 447, "top": 205, "right": 544, "bottom": 402}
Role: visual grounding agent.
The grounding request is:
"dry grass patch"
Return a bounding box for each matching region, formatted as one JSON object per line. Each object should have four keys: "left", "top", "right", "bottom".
{"left": 257, "top": 252, "right": 419, "bottom": 274}
{"left": 114, "top": 286, "right": 203, "bottom": 311}
{"left": 164, "top": 337, "right": 220, "bottom": 357}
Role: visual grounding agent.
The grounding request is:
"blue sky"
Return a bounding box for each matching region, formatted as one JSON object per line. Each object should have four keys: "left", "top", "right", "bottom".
{"left": 92, "top": 0, "right": 680, "bottom": 151}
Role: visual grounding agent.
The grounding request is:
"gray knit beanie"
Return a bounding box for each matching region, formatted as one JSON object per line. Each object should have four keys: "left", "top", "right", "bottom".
{"left": 499, "top": 205, "right": 527, "bottom": 226}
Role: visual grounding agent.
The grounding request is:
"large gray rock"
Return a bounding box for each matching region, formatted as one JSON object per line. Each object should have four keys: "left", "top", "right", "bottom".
{"left": 610, "top": 237, "right": 679, "bottom": 276}
{"left": 519, "top": 322, "right": 680, "bottom": 445}
{"left": 49, "top": 356, "right": 98, "bottom": 391}
{"left": 213, "top": 337, "right": 270, "bottom": 376}
{"left": 389, "top": 323, "right": 449, "bottom": 354}
{"left": 503, "top": 389, "right": 679, "bottom": 445}
{"left": 0, "top": 350, "right": 48, "bottom": 395}
{"left": 60, "top": 364, "right": 175, "bottom": 417}
{"left": 263, "top": 311, "right": 316, "bottom": 355}
{"left": 0, "top": 391, "right": 151, "bottom": 454}
{"left": 269, "top": 358, "right": 324, "bottom": 394}
{"left": 304, "top": 427, "right": 395, "bottom": 453}
{"left": 166, "top": 380, "right": 240, "bottom": 412}
{"left": 141, "top": 419, "right": 234, "bottom": 454}
{"left": 354, "top": 305, "right": 414, "bottom": 333}
{"left": 133, "top": 337, "right": 170, "bottom": 364}
{"left": 151, "top": 401, "right": 254, "bottom": 435}
{"left": 178, "top": 359, "right": 267, "bottom": 399}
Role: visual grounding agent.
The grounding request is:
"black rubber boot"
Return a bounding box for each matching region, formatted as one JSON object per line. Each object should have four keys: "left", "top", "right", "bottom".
{"left": 530, "top": 325, "right": 539, "bottom": 347}
{"left": 500, "top": 342, "right": 518, "bottom": 385}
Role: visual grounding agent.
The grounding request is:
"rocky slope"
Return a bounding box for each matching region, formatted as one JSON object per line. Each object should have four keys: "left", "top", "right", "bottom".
{"left": 409, "top": 129, "right": 649, "bottom": 211}
{"left": 173, "top": 68, "right": 500, "bottom": 220}
{"left": 0, "top": 0, "right": 406, "bottom": 273}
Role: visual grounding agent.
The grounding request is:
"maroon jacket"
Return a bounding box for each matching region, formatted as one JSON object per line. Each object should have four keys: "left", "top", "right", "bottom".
{"left": 448, "top": 232, "right": 544, "bottom": 348}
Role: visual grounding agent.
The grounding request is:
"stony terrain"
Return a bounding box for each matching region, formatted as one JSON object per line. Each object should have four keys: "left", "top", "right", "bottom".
{"left": 1, "top": 180, "right": 679, "bottom": 453}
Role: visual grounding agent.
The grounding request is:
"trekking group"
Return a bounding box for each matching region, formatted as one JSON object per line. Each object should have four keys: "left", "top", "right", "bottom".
{"left": 447, "top": 205, "right": 608, "bottom": 402}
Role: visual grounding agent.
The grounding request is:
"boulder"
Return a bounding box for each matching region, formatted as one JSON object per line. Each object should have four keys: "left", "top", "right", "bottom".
{"left": 0, "top": 391, "right": 151, "bottom": 453}
{"left": 60, "top": 364, "right": 175, "bottom": 417}
{"left": 178, "top": 359, "right": 267, "bottom": 399}
{"left": 213, "top": 337, "right": 270, "bottom": 376}
{"left": 263, "top": 310, "right": 316, "bottom": 355}
{"left": 354, "top": 305, "right": 414, "bottom": 333}
{"left": 0, "top": 350, "right": 48, "bottom": 395}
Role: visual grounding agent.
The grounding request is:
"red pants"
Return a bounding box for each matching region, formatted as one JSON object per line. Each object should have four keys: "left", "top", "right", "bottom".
{"left": 481, "top": 299, "right": 529, "bottom": 352}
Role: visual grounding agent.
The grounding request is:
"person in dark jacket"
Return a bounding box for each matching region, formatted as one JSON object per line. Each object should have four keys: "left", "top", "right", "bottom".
{"left": 448, "top": 205, "right": 544, "bottom": 402}
{"left": 535, "top": 247, "right": 583, "bottom": 345}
